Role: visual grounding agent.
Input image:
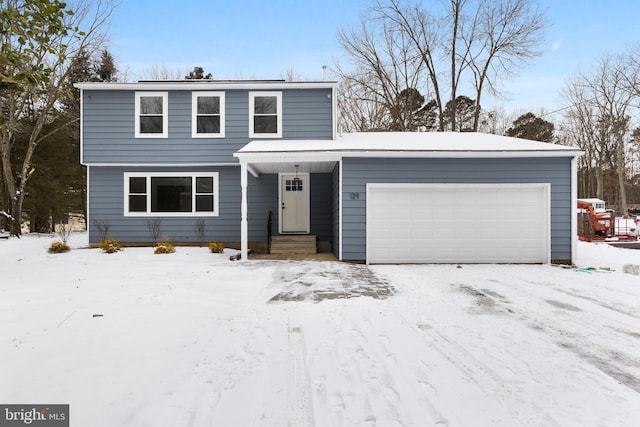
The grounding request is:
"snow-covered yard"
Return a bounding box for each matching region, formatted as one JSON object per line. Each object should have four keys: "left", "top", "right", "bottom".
{"left": 1, "top": 233, "right": 640, "bottom": 426}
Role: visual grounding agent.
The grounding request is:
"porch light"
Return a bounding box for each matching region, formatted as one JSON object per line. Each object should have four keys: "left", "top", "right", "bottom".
{"left": 293, "top": 164, "right": 302, "bottom": 187}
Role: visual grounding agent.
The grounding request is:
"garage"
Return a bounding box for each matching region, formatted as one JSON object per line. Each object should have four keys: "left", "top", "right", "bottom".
{"left": 366, "top": 183, "right": 550, "bottom": 264}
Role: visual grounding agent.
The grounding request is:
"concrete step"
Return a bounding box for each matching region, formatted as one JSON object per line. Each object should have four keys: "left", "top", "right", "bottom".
{"left": 270, "top": 235, "right": 317, "bottom": 254}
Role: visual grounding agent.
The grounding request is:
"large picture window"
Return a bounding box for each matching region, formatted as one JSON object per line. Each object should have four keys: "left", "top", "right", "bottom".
{"left": 249, "top": 91, "right": 282, "bottom": 138}
{"left": 124, "top": 172, "right": 218, "bottom": 216}
{"left": 135, "top": 92, "right": 168, "bottom": 138}
{"left": 192, "top": 92, "right": 225, "bottom": 137}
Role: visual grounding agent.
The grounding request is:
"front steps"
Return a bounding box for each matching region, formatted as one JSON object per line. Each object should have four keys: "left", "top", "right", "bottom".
{"left": 270, "top": 235, "right": 317, "bottom": 255}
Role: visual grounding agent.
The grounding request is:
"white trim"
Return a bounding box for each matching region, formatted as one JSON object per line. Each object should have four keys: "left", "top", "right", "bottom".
{"left": 338, "top": 160, "right": 343, "bottom": 261}
{"left": 75, "top": 81, "right": 337, "bottom": 91}
{"left": 365, "top": 183, "right": 551, "bottom": 264}
{"left": 235, "top": 150, "right": 582, "bottom": 162}
{"left": 278, "top": 173, "right": 310, "bottom": 234}
{"left": 191, "top": 91, "right": 225, "bottom": 138}
{"left": 123, "top": 171, "right": 219, "bottom": 217}
{"left": 249, "top": 91, "right": 282, "bottom": 138}
{"left": 571, "top": 157, "right": 578, "bottom": 264}
{"left": 240, "top": 163, "right": 248, "bottom": 261}
{"left": 332, "top": 86, "right": 337, "bottom": 140}
{"left": 82, "top": 162, "right": 239, "bottom": 167}
{"left": 86, "top": 165, "right": 91, "bottom": 240}
{"left": 247, "top": 164, "right": 261, "bottom": 178}
{"left": 135, "top": 92, "right": 168, "bottom": 138}
{"left": 79, "top": 88, "right": 84, "bottom": 164}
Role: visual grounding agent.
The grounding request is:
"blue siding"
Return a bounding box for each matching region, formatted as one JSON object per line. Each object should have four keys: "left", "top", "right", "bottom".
{"left": 87, "top": 167, "right": 333, "bottom": 247}
{"left": 341, "top": 157, "right": 573, "bottom": 263}
{"left": 87, "top": 166, "right": 277, "bottom": 244}
{"left": 82, "top": 88, "right": 334, "bottom": 165}
{"left": 309, "top": 174, "right": 333, "bottom": 243}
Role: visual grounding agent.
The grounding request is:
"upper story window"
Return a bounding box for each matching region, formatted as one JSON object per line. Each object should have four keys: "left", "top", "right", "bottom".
{"left": 124, "top": 172, "right": 219, "bottom": 217}
{"left": 135, "top": 92, "right": 168, "bottom": 138}
{"left": 249, "top": 91, "right": 282, "bottom": 138}
{"left": 192, "top": 92, "right": 225, "bottom": 138}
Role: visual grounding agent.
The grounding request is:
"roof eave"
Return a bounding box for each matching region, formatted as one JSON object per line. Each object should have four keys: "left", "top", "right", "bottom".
{"left": 73, "top": 81, "right": 338, "bottom": 90}
{"left": 234, "top": 149, "right": 584, "bottom": 161}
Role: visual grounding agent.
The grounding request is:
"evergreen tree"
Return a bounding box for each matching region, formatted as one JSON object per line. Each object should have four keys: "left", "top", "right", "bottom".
{"left": 507, "top": 112, "right": 555, "bottom": 142}
{"left": 97, "top": 49, "right": 117, "bottom": 82}
{"left": 185, "top": 66, "right": 212, "bottom": 79}
{"left": 443, "top": 96, "right": 476, "bottom": 131}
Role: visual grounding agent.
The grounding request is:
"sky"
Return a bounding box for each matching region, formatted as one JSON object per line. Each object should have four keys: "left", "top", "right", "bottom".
{"left": 106, "top": 0, "right": 640, "bottom": 114}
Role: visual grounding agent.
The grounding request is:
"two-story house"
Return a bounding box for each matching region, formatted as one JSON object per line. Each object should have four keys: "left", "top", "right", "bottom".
{"left": 76, "top": 79, "right": 582, "bottom": 264}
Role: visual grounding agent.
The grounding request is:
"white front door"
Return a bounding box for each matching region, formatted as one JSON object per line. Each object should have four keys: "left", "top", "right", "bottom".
{"left": 280, "top": 173, "right": 310, "bottom": 233}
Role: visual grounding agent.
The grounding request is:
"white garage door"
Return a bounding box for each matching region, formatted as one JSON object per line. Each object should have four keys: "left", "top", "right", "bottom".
{"left": 366, "top": 183, "right": 550, "bottom": 264}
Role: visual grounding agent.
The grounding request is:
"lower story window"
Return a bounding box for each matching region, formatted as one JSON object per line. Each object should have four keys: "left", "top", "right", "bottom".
{"left": 125, "top": 172, "right": 219, "bottom": 216}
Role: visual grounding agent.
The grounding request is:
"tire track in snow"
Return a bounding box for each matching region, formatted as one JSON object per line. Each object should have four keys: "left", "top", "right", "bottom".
{"left": 470, "top": 276, "right": 640, "bottom": 393}
{"left": 326, "top": 313, "right": 447, "bottom": 426}
{"left": 413, "top": 323, "right": 563, "bottom": 427}
{"left": 288, "top": 326, "right": 315, "bottom": 427}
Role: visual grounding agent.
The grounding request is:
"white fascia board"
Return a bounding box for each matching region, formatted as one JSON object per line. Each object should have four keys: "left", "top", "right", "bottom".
{"left": 234, "top": 149, "right": 583, "bottom": 162}
{"left": 341, "top": 150, "right": 584, "bottom": 159}
{"left": 74, "top": 81, "right": 337, "bottom": 91}
{"left": 79, "top": 88, "right": 84, "bottom": 164}
{"left": 80, "top": 162, "right": 240, "bottom": 167}
{"left": 233, "top": 152, "right": 342, "bottom": 164}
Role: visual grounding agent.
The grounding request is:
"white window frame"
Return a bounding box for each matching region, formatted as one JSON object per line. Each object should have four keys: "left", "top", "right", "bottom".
{"left": 135, "top": 92, "right": 168, "bottom": 138}
{"left": 249, "top": 91, "right": 282, "bottom": 138}
{"left": 192, "top": 92, "right": 225, "bottom": 138}
{"left": 124, "top": 172, "right": 219, "bottom": 217}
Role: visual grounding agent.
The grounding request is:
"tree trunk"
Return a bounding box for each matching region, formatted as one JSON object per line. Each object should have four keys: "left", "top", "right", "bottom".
{"left": 617, "top": 136, "right": 628, "bottom": 216}
{"left": 450, "top": 0, "right": 460, "bottom": 132}
{"left": 595, "top": 166, "right": 604, "bottom": 200}
{"left": 1, "top": 147, "right": 20, "bottom": 235}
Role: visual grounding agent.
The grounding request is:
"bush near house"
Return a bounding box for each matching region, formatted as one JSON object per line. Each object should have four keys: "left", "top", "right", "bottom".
{"left": 99, "top": 238, "right": 121, "bottom": 254}
{"left": 208, "top": 242, "right": 224, "bottom": 253}
{"left": 48, "top": 241, "right": 70, "bottom": 253}
{"left": 154, "top": 237, "right": 175, "bottom": 254}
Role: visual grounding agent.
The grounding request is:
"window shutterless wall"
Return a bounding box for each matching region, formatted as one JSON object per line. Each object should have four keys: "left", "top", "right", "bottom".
{"left": 123, "top": 172, "right": 219, "bottom": 217}
{"left": 81, "top": 88, "right": 334, "bottom": 165}
{"left": 87, "top": 166, "right": 279, "bottom": 244}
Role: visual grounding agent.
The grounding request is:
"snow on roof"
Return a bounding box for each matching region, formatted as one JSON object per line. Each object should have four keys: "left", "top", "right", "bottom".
{"left": 237, "top": 132, "right": 582, "bottom": 157}
{"left": 74, "top": 80, "right": 337, "bottom": 90}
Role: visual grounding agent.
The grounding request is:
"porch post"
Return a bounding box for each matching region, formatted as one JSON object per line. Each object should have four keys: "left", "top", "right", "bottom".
{"left": 240, "top": 162, "right": 248, "bottom": 261}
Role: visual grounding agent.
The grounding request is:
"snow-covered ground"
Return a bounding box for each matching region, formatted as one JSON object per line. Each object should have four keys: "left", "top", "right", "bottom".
{"left": 1, "top": 233, "right": 640, "bottom": 426}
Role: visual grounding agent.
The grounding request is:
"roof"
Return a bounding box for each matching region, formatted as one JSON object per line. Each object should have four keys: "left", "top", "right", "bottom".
{"left": 234, "top": 132, "right": 583, "bottom": 175}
{"left": 74, "top": 80, "right": 337, "bottom": 90}
{"left": 237, "top": 132, "right": 582, "bottom": 156}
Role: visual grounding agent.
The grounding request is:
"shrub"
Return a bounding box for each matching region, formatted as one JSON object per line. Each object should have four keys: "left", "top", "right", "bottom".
{"left": 48, "top": 241, "right": 70, "bottom": 253}
{"left": 146, "top": 218, "right": 162, "bottom": 245}
{"left": 93, "top": 219, "right": 111, "bottom": 242}
{"left": 193, "top": 219, "right": 206, "bottom": 247}
{"left": 155, "top": 236, "right": 175, "bottom": 254}
{"left": 99, "top": 238, "right": 122, "bottom": 254}
{"left": 56, "top": 222, "right": 72, "bottom": 243}
{"left": 208, "top": 242, "right": 224, "bottom": 253}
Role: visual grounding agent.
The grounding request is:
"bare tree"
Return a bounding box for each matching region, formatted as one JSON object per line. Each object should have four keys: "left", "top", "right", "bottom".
{"left": 337, "top": 71, "right": 391, "bottom": 132}
{"left": 562, "top": 77, "right": 611, "bottom": 199}
{"left": 561, "top": 54, "right": 638, "bottom": 213}
{"left": 337, "top": 0, "right": 548, "bottom": 132}
{"left": 138, "top": 63, "right": 186, "bottom": 81}
{"left": 0, "top": 0, "right": 115, "bottom": 236}
{"left": 336, "top": 12, "right": 429, "bottom": 131}
{"left": 466, "top": 0, "right": 548, "bottom": 131}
